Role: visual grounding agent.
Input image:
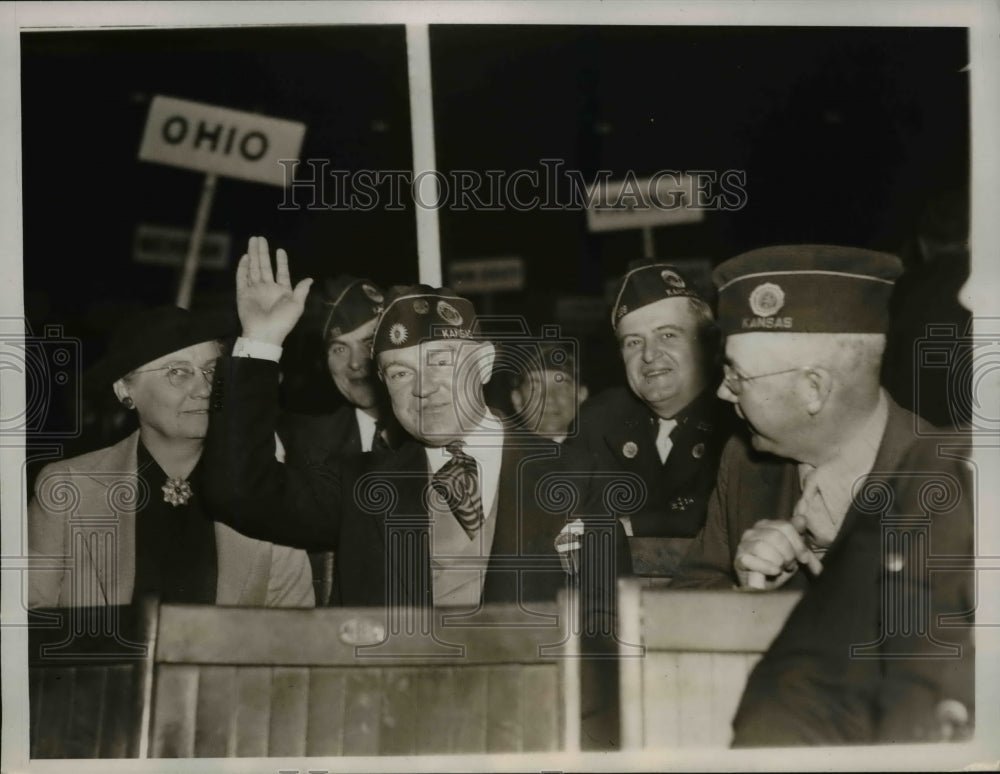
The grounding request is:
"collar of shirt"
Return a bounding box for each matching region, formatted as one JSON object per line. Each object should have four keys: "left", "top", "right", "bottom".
{"left": 425, "top": 413, "right": 505, "bottom": 520}
{"left": 798, "top": 388, "right": 890, "bottom": 526}
{"left": 355, "top": 407, "right": 378, "bottom": 453}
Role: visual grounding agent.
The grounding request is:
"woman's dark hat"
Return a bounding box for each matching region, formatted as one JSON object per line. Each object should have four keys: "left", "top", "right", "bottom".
{"left": 85, "top": 304, "right": 237, "bottom": 388}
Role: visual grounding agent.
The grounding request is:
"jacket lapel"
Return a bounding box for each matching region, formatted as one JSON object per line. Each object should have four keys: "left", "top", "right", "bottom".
{"left": 79, "top": 432, "right": 140, "bottom": 605}
{"left": 826, "top": 395, "right": 914, "bottom": 558}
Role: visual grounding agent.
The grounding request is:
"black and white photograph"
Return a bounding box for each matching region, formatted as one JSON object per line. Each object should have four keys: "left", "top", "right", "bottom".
{"left": 2, "top": 1, "right": 999, "bottom": 771}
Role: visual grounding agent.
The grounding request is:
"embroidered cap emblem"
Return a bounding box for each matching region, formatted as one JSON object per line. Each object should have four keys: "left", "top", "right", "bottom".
{"left": 388, "top": 323, "right": 409, "bottom": 346}
{"left": 413, "top": 299, "right": 429, "bottom": 314}
{"left": 749, "top": 282, "right": 785, "bottom": 317}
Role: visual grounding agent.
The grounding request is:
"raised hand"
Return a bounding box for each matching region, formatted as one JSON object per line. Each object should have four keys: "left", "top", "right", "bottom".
{"left": 734, "top": 518, "right": 823, "bottom": 590}
{"left": 236, "top": 236, "right": 313, "bottom": 346}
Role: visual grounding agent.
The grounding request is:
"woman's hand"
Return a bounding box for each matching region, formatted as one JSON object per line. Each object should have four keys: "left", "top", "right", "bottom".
{"left": 236, "top": 236, "right": 313, "bottom": 346}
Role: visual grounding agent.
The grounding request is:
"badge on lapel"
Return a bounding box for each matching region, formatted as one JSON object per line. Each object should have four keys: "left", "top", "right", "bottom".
{"left": 622, "top": 441, "right": 638, "bottom": 459}
{"left": 692, "top": 442, "right": 706, "bottom": 459}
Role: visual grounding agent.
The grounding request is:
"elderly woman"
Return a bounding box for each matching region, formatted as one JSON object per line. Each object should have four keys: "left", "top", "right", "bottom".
{"left": 27, "top": 305, "right": 314, "bottom": 608}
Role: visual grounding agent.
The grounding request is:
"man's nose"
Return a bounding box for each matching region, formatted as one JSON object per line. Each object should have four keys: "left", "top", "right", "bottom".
{"left": 348, "top": 345, "right": 368, "bottom": 372}
{"left": 414, "top": 369, "right": 443, "bottom": 397}
{"left": 642, "top": 338, "right": 662, "bottom": 363}
{"left": 716, "top": 379, "right": 738, "bottom": 403}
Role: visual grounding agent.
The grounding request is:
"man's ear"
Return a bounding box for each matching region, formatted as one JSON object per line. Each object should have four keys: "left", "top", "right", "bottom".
{"left": 577, "top": 384, "right": 590, "bottom": 406}
{"left": 112, "top": 379, "right": 130, "bottom": 405}
{"left": 801, "top": 367, "right": 833, "bottom": 415}
{"left": 510, "top": 386, "right": 525, "bottom": 413}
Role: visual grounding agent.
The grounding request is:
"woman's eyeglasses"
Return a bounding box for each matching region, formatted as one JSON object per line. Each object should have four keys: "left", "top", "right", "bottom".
{"left": 131, "top": 364, "right": 216, "bottom": 389}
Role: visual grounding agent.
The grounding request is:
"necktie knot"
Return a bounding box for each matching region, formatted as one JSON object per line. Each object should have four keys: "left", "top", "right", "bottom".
{"left": 432, "top": 442, "right": 483, "bottom": 539}
{"left": 372, "top": 419, "right": 390, "bottom": 452}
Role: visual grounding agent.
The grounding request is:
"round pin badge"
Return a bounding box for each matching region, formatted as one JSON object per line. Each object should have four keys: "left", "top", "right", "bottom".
{"left": 362, "top": 283, "right": 384, "bottom": 303}
{"left": 692, "top": 442, "right": 706, "bottom": 459}
{"left": 660, "top": 269, "right": 686, "bottom": 290}
{"left": 413, "top": 299, "right": 429, "bottom": 314}
{"left": 437, "top": 300, "right": 463, "bottom": 325}
{"left": 622, "top": 441, "right": 638, "bottom": 459}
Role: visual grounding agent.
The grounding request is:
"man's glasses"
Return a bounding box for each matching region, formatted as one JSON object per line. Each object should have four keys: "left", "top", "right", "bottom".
{"left": 722, "top": 363, "right": 804, "bottom": 395}
{"left": 131, "top": 364, "right": 216, "bottom": 389}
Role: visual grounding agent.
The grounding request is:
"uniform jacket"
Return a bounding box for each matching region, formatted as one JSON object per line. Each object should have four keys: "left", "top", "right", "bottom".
{"left": 567, "top": 386, "right": 737, "bottom": 538}
{"left": 672, "top": 396, "right": 974, "bottom": 744}
{"left": 202, "top": 356, "right": 574, "bottom": 608}
{"left": 27, "top": 431, "right": 315, "bottom": 609}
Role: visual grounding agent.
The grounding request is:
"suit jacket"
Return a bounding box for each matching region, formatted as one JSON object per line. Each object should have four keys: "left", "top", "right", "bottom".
{"left": 673, "top": 396, "right": 974, "bottom": 744}
{"left": 202, "top": 356, "right": 574, "bottom": 608}
{"left": 27, "top": 431, "right": 315, "bottom": 608}
{"left": 277, "top": 405, "right": 362, "bottom": 467}
{"left": 567, "top": 386, "right": 737, "bottom": 537}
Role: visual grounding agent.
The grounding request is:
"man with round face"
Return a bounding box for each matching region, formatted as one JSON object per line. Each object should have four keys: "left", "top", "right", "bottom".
{"left": 565, "top": 261, "right": 737, "bottom": 565}
{"left": 202, "top": 237, "right": 570, "bottom": 610}
{"left": 671, "top": 245, "right": 974, "bottom": 746}
{"left": 508, "top": 342, "right": 588, "bottom": 444}
{"left": 277, "top": 275, "right": 390, "bottom": 469}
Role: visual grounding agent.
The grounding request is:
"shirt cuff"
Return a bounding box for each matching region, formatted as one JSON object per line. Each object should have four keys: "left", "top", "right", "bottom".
{"left": 232, "top": 337, "right": 283, "bottom": 362}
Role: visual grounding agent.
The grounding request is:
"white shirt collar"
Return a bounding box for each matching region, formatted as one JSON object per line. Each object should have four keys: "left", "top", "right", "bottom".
{"left": 798, "top": 389, "right": 890, "bottom": 522}
{"left": 355, "top": 407, "right": 378, "bottom": 453}
{"left": 425, "top": 412, "right": 505, "bottom": 519}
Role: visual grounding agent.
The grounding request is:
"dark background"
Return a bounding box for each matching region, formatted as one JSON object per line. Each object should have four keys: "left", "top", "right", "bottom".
{"left": 20, "top": 24, "right": 970, "bottom": 467}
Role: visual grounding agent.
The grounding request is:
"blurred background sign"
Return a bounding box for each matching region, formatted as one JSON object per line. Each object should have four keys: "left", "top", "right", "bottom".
{"left": 138, "top": 95, "right": 306, "bottom": 187}
{"left": 448, "top": 256, "right": 524, "bottom": 294}
{"left": 585, "top": 174, "right": 704, "bottom": 233}
{"left": 133, "top": 224, "right": 231, "bottom": 270}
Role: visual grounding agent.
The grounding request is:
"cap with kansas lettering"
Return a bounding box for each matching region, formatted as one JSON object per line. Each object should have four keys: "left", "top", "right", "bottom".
{"left": 372, "top": 285, "right": 478, "bottom": 356}
{"left": 611, "top": 260, "right": 705, "bottom": 329}
{"left": 320, "top": 275, "right": 385, "bottom": 342}
{"left": 713, "top": 244, "right": 903, "bottom": 335}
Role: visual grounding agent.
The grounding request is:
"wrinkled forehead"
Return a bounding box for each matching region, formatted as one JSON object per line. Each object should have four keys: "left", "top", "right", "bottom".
{"left": 137, "top": 339, "right": 222, "bottom": 371}
{"left": 616, "top": 296, "right": 696, "bottom": 339}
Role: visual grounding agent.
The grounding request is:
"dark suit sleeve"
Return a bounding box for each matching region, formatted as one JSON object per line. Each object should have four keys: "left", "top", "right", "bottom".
{"left": 875, "top": 454, "right": 976, "bottom": 742}
{"left": 201, "top": 355, "right": 343, "bottom": 552}
{"left": 668, "top": 437, "right": 739, "bottom": 589}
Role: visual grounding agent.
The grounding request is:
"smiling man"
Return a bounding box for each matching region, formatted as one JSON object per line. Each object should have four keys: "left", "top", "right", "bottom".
{"left": 277, "top": 275, "right": 391, "bottom": 467}
{"left": 671, "top": 245, "right": 974, "bottom": 746}
{"left": 202, "top": 237, "right": 569, "bottom": 609}
{"left": 566, "top": 261, "right": 736, "bottom": 566}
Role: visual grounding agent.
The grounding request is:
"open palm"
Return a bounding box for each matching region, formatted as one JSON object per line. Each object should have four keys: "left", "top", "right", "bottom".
{"left": 236, "top": 236, "right": 313, "bottom": 346}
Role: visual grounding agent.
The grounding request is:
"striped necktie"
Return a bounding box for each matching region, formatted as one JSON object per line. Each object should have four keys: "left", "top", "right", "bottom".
{"left": 431, "top": 441, "right": 483, "bottom": 539}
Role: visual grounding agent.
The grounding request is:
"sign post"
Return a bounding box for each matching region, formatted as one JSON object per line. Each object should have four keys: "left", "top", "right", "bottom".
{"left": 175, "top": 173, "right": 217, "bottom": 309}
{"left": 138, "top": 95, "right": 306, "bottom": 308}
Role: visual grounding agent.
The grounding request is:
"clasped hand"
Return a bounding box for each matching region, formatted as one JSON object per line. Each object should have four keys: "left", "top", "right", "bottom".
{"left": 734, "top": 518, "right": 823, "bottom": 590}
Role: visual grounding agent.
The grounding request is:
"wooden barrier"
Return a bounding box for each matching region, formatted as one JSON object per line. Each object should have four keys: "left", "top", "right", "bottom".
{"left": 617, "top": 581, "right": 801, "bottom": 749}
{"left": 148, "top": 601, "right": 580, "bottom": 757}
{"left": 28, "top": 599, "right": 157, "bottom": 758}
